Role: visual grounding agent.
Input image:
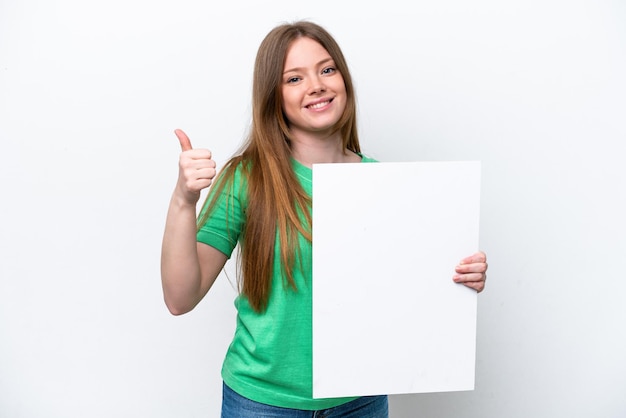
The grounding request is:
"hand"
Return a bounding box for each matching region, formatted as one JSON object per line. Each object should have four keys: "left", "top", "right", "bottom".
{"left": 174, "top": 129, "right": 217, "bottom": 205}
{"left": 453, "top": 251, "right": 488, "bottom": 293}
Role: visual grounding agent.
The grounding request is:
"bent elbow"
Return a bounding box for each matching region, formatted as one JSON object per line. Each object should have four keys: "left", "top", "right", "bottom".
{"left": 167, "top": 306, "right": 189, "bottom": 316}
{"left": 164, "top": 297, "right": 195, "bottom": 316}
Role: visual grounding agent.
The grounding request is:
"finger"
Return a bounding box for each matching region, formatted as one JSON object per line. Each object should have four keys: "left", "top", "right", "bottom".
{"left": 175, "top": 129, "right": 193, "bottom": 151}
{"left": 453, "top": 272, "right": 485, "bottom": 284}
{"left": 181, "top": 150, "right": 214, "bottom": 165}
{"left": 459, "top": 251, "right": 486, "bottom": 265}
{"left": 195, "top": 167, "right": 217, "bottom": 180}
{"left": 453, "top": 272, "right": 486, "bottom": 292}
{"left": 186, "top": 178, "right": 214, "bottom": 192}
{"left": 455, "top": 261, "right": 488, "bottom": 274}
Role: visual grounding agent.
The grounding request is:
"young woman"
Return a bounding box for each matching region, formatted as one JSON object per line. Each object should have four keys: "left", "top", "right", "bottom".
{"left": 161, "top": 21, "right": 488, "bottom": 418}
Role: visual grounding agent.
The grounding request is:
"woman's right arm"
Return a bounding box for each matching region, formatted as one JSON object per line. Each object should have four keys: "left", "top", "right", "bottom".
{"left": 160, "top": 129, "right": 228, "bottom": 315}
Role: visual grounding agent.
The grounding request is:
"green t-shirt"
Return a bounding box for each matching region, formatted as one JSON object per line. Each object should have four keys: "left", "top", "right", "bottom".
{"left": 197, "top": 155, "right": 377, "bottom": 410}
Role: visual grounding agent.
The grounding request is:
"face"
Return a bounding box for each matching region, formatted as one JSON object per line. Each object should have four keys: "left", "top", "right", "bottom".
{"left": 281, "top": 37, "right": 347, "bottom": 139}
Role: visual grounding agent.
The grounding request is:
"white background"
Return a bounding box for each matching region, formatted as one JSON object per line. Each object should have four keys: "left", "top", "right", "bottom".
{"left": 1, "top": 1, "right": 625, "bottom": 417}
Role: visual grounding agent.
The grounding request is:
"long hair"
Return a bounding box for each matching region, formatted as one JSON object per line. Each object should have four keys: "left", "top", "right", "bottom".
{"left": 198, "top": 21, "right": 360, "bottom": 312}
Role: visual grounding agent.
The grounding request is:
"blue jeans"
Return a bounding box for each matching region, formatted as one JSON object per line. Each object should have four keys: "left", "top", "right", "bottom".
{"left": 221, "top": 382, "right": 388, "bottom": 418}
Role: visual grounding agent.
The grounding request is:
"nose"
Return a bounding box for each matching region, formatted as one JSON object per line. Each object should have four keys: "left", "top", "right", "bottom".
{"left": 308, "top": 75, "right": 326, "bottom": 95}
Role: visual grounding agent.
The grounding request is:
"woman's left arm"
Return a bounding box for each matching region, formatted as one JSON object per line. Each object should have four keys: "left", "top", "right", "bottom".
{"left": 453, "top": 251, "right": 488, "bottom": 293}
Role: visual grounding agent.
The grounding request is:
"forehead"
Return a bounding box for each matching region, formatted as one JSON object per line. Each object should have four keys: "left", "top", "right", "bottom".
{"left": 283, "top": 37, "right": 331, "bottom": 70}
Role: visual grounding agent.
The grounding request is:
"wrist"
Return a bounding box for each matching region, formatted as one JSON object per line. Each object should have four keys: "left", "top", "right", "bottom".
{"left": 171, "top": 188, "right": 200, "bottom": 210}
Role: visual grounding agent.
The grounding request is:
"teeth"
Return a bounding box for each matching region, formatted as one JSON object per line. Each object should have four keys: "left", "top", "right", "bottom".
{"left": 309, "top": 101, "right": 329, "bottom": 109}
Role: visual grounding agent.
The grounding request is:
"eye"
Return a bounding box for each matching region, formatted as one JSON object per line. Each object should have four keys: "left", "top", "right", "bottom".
{"left": 286, "top": 76, "right": 301, "bottom": 84}
{"left": 322, "top": 66, "right": 336, "bottom": 75}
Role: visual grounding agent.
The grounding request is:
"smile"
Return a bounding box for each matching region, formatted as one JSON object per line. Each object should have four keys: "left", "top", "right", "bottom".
{"left": 306, "top": 99, "right": 332, "bottom": 110}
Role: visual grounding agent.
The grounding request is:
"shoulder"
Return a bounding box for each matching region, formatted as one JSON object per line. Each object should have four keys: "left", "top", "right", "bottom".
{"left": 217, "top": 157, "right": 252, "bottom": 185}
{"left": 359, "top": 154, "right": 379, "bottom": 163}
{"left": 205, "top": 157, "right": 251, "bottom": 206}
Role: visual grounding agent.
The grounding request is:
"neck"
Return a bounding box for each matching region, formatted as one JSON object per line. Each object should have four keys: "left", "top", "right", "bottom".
{"left": 289, "top": 131, "right": 358, "bottom": 167}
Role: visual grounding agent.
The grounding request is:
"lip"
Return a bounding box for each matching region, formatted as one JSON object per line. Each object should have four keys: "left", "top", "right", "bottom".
{"left": 305, "top": 97, "right": 334, "bottom": 110}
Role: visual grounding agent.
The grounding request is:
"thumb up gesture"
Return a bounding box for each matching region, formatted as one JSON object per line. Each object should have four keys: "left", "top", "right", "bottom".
{"left": 174, "top": 129, "right": 217, "bottom": 205}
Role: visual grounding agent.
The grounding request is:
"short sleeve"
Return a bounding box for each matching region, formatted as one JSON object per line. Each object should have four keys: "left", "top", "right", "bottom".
{"left": 196, "top": 166, "right": 247, "bottom": 258}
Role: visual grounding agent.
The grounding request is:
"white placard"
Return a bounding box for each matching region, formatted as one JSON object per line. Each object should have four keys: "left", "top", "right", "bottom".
{"left": 312, "top": 161, "right": 481, "bottom": 398}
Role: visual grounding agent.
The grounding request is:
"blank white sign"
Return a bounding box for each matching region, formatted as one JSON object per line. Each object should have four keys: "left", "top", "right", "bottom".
{"left": 312, "top": 161, "right": 481, "bottom": 398}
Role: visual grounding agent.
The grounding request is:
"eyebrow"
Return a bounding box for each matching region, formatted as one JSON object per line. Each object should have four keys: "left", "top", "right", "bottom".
{"left": 283, "top": 57, "right": 334, "bottom": 74}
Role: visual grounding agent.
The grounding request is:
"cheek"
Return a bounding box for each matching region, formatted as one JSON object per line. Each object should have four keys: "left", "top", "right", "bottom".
{"left": 281, "top": 98, "right": 295, "bottom": 118}
{"left": 281, "top": 89, "right": 297, "bottom": 110}
{"left": 333, "top": 80, "right": 348, "bottom": 106}
{"left": 335, "top": 92, "right": 348, "bottom": 114}
{"left": 280, "top": 96, "right": 290, "bottom": 117}
{"left": 280, "top": 94, "right": 300, "bottom": 124}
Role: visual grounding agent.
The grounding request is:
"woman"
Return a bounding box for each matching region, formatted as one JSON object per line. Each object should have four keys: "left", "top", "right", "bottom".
{"left": 161, "top": 20, "right": 488, "bottom": 417}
